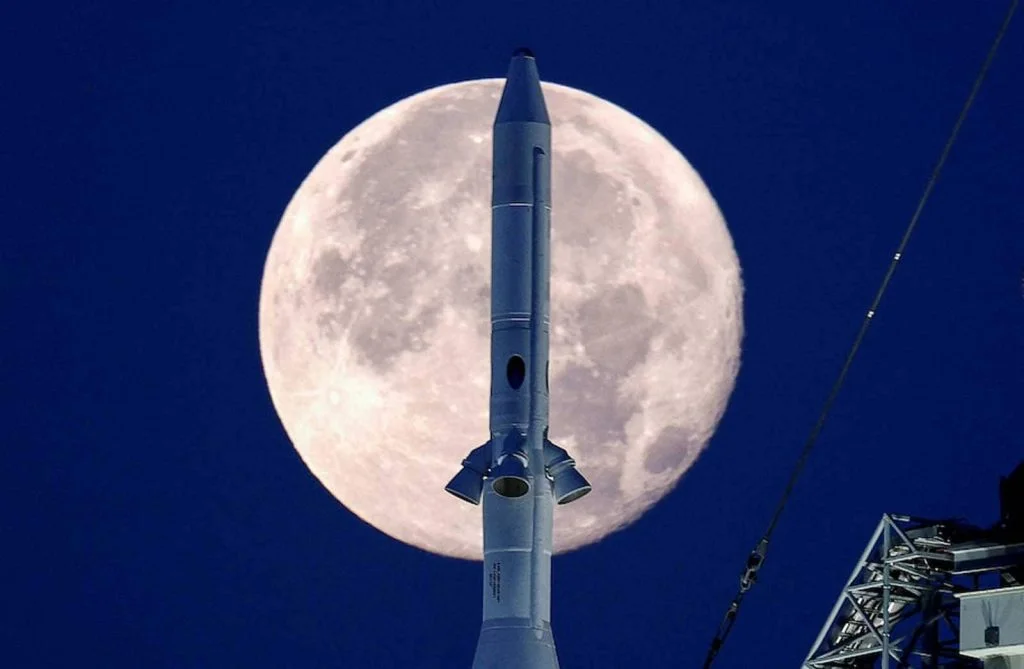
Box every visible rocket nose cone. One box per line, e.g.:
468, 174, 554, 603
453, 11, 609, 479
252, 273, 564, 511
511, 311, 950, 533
495, 51, 549, 125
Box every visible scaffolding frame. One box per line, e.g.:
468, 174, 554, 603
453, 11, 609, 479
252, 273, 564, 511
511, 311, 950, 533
803, 515, 990, 668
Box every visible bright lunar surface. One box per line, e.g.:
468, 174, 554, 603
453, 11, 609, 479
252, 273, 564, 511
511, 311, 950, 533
259, 79, 743, 560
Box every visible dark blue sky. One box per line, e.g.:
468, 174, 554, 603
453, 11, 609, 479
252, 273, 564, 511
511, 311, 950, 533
6, 1, 1022, 667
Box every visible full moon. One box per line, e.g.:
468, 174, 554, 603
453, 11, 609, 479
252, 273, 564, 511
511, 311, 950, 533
259, 79, 742, 560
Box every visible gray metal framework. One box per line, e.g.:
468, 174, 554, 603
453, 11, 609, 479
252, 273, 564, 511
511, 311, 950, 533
803, 514, 1024, 668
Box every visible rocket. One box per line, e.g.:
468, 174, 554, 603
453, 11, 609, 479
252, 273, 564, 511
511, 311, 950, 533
445, 49, 591, 669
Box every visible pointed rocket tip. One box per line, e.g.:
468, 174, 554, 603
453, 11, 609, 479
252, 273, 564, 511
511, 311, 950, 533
495, 50, 549, 125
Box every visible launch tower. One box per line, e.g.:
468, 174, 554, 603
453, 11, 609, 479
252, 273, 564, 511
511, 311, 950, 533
803, 463, 1024, 668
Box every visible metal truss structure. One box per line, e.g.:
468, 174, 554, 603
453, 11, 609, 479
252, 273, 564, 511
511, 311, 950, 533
802, 514, 1024, 668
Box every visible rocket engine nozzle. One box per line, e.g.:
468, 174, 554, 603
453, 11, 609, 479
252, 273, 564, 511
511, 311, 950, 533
544, 440, 592, 505
445, 444, 490, 505
491, 453, 531, 498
